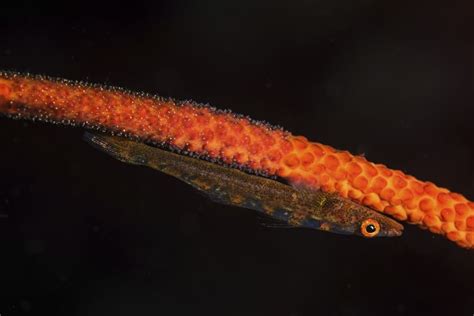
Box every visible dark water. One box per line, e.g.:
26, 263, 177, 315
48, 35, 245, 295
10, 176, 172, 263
1, 1, 474, 315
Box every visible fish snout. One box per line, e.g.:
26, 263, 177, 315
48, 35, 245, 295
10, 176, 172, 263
379, 218, 404, 237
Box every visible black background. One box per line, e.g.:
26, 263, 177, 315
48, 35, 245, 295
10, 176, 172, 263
0, 1, 474, 315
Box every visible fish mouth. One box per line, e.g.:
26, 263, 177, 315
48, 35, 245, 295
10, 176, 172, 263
379, 218, 404, 237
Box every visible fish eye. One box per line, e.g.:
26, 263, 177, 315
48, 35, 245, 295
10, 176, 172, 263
360, 219, 380, 238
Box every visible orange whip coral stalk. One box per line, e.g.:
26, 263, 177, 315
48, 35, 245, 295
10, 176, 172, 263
0, 72, 472, 248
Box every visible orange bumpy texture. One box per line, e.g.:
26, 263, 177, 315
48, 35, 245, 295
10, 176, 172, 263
0, 72, 473, 248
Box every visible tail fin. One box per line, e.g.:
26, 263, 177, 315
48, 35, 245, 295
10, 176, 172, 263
83, 132, 144, 165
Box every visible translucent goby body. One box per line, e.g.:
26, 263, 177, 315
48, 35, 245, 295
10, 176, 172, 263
85, 133, 403, 238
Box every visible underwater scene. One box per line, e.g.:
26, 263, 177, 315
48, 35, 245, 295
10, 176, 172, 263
0, 1, 473, 315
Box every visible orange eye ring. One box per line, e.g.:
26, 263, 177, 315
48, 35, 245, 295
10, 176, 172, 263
360, 219, 380, 238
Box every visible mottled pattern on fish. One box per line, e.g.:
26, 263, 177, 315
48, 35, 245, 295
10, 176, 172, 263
84, 133, 403, 237
0, 71, 472, 247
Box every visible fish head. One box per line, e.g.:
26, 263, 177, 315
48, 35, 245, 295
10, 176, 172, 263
301, 196, 404, 238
